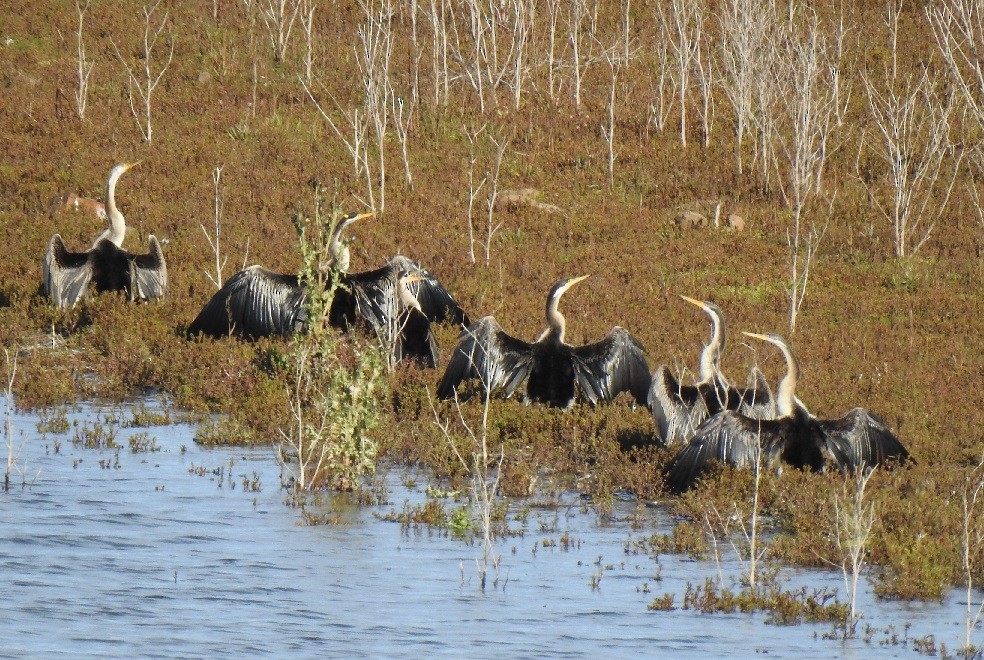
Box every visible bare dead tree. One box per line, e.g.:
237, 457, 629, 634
464, 123, 488, 264
693, 17, 716, 148
4, 348, 17, 492
110, 0, 175, 144
545, 0, 563, 101
928, 0, 984, 135
358, 0, 396, 211
73, 0, 95, 121
717, 0, 777, 175
599, 43, 624, 187
960, 455, 984, 655
829, 2, 853, 128
509, 0, 535, 110
423, 0, 450, 107
885, 0, 902, 84
484, 128, 511, 265
656, 0, 704, 148
299, 0, 317, 84
301, 78, 374, 207
259, 0, 301, 63
568, 0, 597, 111
861, 69, 960, 259
774, 12, 837, 333
832, 469, 877, 638
429, 367, 505, 591
648, 38, 677, 134
393, 94, 414, 189
201, 165, 228, 289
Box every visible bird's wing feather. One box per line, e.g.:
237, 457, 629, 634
436, 316, 532, 400
382, 256, 470, 326
131, 235, 168, 301
649, 366, 711, 443
188, 266, 305, 338
43, 235, 94, 309
737, 366, 775, 420
571, 327, 650, 405
664, 413, 789, 493
820, 408, 909, 470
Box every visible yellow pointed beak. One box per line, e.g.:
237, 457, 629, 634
742, 331, 770, 342
679, 294, 709, 311
568, 274, 590, 287
350, 211, 374, 223
122, 161, 142, 172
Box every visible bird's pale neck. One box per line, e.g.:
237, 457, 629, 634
698, 312, 726, 382
327, 222, 351, 273
775, 342, 800, 417
545, 293, 566, 342
100, 170, 126, 247
397, 279, 423, 313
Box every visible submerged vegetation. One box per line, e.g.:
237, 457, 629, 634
0, 0, 983, 648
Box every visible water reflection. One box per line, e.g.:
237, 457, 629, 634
0, 398, 977, 657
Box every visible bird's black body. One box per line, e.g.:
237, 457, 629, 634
437, 275, 650, 408
528, 339, 578, 407
44, 234, 168, 308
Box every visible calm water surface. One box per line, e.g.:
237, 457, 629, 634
0, 398, 978, 658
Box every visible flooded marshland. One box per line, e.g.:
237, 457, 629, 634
0, 398, 978, 657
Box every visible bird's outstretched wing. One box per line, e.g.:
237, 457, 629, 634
571, 327, 650, 405
648, 366, 711, 444
735, 366, 775, 419
131, 235, 168, 302
819, 408, 909, 471
437, 316, 532, 400
389, 256, 470, 326
347, 256, 470, 328
188, 265, 306, 339
663, 412, 790, 493
43, 235, 94, 309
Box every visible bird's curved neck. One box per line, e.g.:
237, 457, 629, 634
398, 280, 423, 313
100, 171, 126, 247
698, 312, 726, 383
545, 292, 567, 343
775, 342, 800, 417
327, 221, 350, 273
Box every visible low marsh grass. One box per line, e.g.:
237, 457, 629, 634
72, 421, 118, 449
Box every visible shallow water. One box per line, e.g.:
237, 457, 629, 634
0, 398, 979, 658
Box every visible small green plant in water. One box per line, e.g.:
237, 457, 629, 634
72, 422, 119, 449
278, 184, 384, 494
128, 432, 160, 453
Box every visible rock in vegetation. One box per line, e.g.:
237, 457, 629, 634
675, 210, 709, 229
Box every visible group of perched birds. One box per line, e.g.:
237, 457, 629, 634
42, 164, 910, 493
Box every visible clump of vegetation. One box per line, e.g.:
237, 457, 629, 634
124, 402, 173, 428
128, 431, 160, 453
680, 576, 848, 626
36, 407, 71, 434
72, 421, 118, 449
278, 187, 385, 495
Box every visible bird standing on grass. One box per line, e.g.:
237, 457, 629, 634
43, 162, 167, 308
437, 275, 650, 408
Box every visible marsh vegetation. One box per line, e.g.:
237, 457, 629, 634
1, 0, 983, 652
